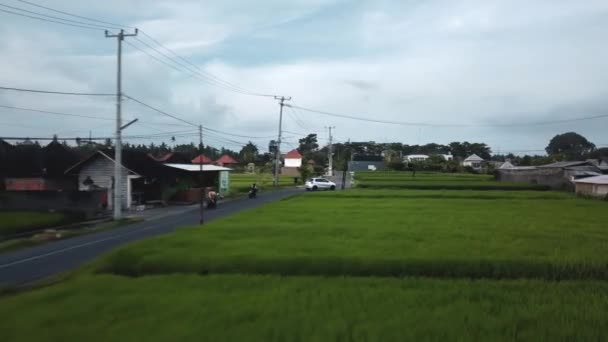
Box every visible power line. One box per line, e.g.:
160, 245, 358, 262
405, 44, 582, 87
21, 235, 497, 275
289, 104, 608, 128
0, 104, 115, 121
138, 30, 268, 96
7, 0, 281, 99
203, 126, 275, 140
126, 38, 266, 98
0, 7, 105, 31
123, 94, 199, 128
0, 3, 111, 29
127, 37, 277, 97
0, 86, 113, 96
15, 0, 126, 28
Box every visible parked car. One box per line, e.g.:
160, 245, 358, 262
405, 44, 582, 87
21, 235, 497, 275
305, 178, 337, 191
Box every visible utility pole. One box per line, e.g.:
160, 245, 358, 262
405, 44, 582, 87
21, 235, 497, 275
341, 139, 350, 190
326, 126, 335, 176
106, 28, 138, 221
199, 124, 205, 225
273, 96, 291, 186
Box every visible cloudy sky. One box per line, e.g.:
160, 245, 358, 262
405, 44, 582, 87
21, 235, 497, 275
1, 0, 607, 154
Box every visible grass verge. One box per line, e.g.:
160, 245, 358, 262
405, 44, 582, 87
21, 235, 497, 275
0, 211, 67, 237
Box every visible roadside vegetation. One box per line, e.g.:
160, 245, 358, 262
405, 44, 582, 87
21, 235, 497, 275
2, 171, 607, 340
0, 211, 67, 237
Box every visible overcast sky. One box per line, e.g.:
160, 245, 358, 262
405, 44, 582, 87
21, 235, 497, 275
1, 0, 607, 154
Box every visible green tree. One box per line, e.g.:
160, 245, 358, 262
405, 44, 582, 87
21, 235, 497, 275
239, 141, 259, 164
546, 132, 595, 160
298, 134, 319, 158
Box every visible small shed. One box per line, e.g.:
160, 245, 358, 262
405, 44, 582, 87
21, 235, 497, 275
163, 164, 233, 194
573, 175, 608, 198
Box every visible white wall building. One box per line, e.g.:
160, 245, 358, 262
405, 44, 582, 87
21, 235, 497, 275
404, 154, 429, 162
462, 154, 485, 169
284, 149, 303, 168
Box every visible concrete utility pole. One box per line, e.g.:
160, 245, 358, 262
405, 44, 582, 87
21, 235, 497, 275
106, 28, 138, 221
273, 96, 291, 186
326, 126, 335, 176
199, 124, 205, 225
341, 139, 350, 190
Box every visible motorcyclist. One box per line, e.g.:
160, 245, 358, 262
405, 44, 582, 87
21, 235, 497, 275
207, 187, 218, 209
249, 183, 258, 199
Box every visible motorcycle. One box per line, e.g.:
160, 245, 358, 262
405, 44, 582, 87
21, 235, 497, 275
248, 188, 258, 199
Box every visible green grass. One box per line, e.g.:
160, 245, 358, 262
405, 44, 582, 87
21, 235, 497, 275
2, 274, 608, 342
230, 173, 295, 194
354, 171, 549, 190
0, 211, 66, 237
95, 190, 608, 280
3, 171, 607, 339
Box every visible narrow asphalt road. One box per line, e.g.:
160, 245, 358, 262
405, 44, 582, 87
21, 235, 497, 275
0, 188, 301, 287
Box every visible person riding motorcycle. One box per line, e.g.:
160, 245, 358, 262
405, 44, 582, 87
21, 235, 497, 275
207, 187, 218, 209
249, 183, 258, 199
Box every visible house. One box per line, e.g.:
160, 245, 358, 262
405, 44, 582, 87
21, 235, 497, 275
280, 149, 303, 178
498, 161, 515, 169
192, 154, 213, 164
587, 158, 608, 174
348, 155, 385, 172
283, 149, 303, 168
496, 160, 601, 190
573, 175, 608, 198
215, 154, 239, 167
65, 150, 186, 210
438, 153, 453, 161
462, 154, 485, 170
404, 154, 429, 162
3, 139, 79, 191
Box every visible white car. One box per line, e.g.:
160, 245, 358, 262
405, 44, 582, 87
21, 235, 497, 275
305, 178, 337, 191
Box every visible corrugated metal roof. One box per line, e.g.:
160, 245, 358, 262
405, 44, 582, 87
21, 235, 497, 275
573, 175, 608, 185
464, 154, 484, 162
540, 161, 589, 168
164, 163, 232, 172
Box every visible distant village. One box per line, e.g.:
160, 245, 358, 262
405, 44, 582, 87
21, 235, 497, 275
1, 131, 607, 217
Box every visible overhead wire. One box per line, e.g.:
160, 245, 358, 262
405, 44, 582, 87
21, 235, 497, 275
289, 104, 608, 128
0, 2, 110, 29
123, 94, 199, 128
15, 0, 127, 29
0, 86, 113, 96
0, 7, 105, 31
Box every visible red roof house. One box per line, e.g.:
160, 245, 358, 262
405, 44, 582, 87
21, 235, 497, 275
192, 154, 213, 164
284, 149, 303, 159
215, 154, 239, 166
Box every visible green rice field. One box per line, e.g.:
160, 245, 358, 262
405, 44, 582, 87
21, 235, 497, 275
2, 172, 607, 341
